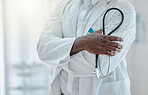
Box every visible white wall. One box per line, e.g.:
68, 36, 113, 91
3, 0, 59, 64
127, 0, 148, 95
0, 0, 5, 95
3, 0, 59, 95
127, 44, 148, 95
131, 0, 148, 14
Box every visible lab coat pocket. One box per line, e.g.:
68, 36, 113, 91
100, 79, 131, 95
69, 51, 95, 77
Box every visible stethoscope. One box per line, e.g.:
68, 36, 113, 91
88, 8, 124, 78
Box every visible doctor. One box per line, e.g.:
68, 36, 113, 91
37, 0, 136, 95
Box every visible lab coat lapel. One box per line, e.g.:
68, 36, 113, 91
83, 0, 108, 35
69, 0, 81, 37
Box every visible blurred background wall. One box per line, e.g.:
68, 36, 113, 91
0, 0, 5, 95
0, 0, 148, 95
127, 0, 148, 95
1, 0, 59, 95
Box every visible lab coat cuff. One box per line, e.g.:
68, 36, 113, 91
59, 38, 77, 65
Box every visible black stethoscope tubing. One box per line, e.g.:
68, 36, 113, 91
96, 8, 124, 78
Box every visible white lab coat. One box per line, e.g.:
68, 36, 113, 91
37, 0, 136, 95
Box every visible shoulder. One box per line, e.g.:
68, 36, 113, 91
108, 0, 136, 22
105, 0, 136, 31
113, 0, 136, 15
55, 0, 69, 15
55, 0, 76, 18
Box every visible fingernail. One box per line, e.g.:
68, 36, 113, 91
116, 48, 121, 52
121, 38, 124, 42
111, 52, 116, 55
118, 44, 123, 49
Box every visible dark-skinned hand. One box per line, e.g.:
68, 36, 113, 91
70, 29, 123, 56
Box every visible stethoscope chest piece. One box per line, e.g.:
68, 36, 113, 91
93, 68, 100, 78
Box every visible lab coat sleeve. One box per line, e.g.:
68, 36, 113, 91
99, 2, 136, 75
37, 0, 76, 66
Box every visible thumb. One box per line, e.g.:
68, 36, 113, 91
96, 29, 103, 34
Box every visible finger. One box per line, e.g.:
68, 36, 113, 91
106, 46, 121, 52
102, 39, 109, 46
95, 29, 103, 34
101, 37, 110, 47
104, 50, 116, 56
109, 41, 123, 49
106, 35, 124, 42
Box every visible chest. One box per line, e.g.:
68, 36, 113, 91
61, 1, 104, 38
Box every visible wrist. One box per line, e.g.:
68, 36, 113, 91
77, 36, 88, 50
74, 37, 85, 51
70, 36, 87, 56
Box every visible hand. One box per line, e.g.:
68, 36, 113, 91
70, 29, 123, 56
83, 29, 123, 56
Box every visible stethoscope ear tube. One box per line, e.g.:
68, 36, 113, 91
96, 8, 124, 78
103, 8, 124, 35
